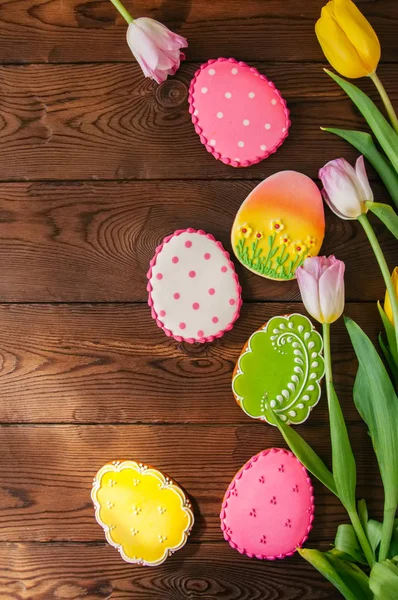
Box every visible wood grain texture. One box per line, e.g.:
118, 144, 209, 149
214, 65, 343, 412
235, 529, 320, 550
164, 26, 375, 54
0, 0, 397, 597
0, 542, 343, 599
0, 62, 397, 181
0, 302, 384, 425
0, 0, 396, 64
0, 423, 382, 544
0, 182, 394, 303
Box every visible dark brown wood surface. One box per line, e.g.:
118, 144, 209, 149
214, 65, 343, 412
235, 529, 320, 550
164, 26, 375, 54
0, 1, 396, 598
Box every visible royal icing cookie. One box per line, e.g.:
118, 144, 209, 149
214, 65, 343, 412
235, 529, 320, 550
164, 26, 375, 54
189, 58, 290, 167
231, 171, 325, 280
147, 229, 242, 343
91, 461, 194, 566
220, 448, 315, 560
233, 314, 324, 425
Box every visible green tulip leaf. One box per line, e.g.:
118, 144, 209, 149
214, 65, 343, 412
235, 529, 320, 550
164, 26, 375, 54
326, 378, 357, 513
366, 201, 398, 240
363, 519, 383, 555
369, 559, 398, 600
335, 524, 367, 565
321, 128, 398, 208
378, 301, 398, 364
325, 70, 398, 174
265, 406, 337, 496
378, 333, 398, 385
299, 548, 372, 600
345, 317, 398, 562
357, 499, 368, 530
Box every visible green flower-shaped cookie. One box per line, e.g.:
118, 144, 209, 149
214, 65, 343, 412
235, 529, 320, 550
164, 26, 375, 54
233, 314, 324, 425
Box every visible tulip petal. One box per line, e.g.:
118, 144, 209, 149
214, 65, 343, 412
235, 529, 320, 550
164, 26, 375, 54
334, 0, 381, 75
296, 266, 322, 323
322, 190, 354, 220
135, 18, 187, 51
384, 267, 398, 325
315, 4, 368, 79
319, 261, 345, 323
355, 155, 373, 204
319, 160, 363, 218
126, 18, 187, 84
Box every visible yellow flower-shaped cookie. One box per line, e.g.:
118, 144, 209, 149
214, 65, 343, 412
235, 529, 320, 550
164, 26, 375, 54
91, 461, 194, 566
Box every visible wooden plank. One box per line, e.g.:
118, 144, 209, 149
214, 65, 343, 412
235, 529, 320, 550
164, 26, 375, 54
0, 542, 342, 599
0, 0, 396, 64
0, 302, 385, 424
0, 62, 397, 181
0, 182, 394, 303
0, 423, 382, 543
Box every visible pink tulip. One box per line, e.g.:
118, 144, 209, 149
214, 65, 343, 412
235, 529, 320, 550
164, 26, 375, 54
296, 256, 345, 324
126, 18, 188, 84
319, 156, 373, 219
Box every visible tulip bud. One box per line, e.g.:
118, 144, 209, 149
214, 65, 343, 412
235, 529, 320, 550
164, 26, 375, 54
296, 256, 345, 324
319, 156, 373, 220
315, 0, 381, 79
384, 267, 398, 325
126, 18, 187, 84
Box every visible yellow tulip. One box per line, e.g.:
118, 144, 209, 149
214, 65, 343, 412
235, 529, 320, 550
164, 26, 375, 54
315, 0, 381, 79
384, 267, 398, 325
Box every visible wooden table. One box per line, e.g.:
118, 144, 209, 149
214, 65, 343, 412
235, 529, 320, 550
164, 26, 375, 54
0, 1, 396, 598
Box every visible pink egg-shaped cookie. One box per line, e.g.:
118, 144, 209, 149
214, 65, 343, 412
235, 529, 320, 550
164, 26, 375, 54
220, 448, 314, 559
147, 228, 242, 343
189, 58, 290, 167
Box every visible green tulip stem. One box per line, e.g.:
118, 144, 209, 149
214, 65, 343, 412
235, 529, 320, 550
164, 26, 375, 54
370, 72, 398, 134
323, 323, 375, 568
109, 0, 134, 24
358, 213, 398, 351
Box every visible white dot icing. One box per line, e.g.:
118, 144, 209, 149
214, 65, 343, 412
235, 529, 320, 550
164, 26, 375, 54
208, 69, 216, 76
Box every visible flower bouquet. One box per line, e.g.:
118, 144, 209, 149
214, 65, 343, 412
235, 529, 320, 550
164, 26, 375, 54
265, 2, 398, 598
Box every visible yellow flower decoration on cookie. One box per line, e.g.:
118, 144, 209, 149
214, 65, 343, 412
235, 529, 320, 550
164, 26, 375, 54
239, 224, 252, 238
254, 231, 264, 240
270, 219, 284, 232
292, 241, 307, 255
279, 234, 291, 246
305, 236, 316, 248
92, 461, 194, 566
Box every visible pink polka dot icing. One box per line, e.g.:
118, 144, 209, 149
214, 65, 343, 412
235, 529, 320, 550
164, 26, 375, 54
220, 448, 315, 560
189, 58, 290, 168
147, 229, 242, 343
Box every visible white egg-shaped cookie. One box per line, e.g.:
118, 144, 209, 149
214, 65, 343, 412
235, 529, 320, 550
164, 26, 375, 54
147, 229, 242, 343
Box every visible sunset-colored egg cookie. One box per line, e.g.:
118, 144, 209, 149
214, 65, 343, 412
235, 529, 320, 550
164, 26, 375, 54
221, 448, 315, 560
233, 314, 324, 425
147, 228, 242, 343
231, 171, 325, 280
91, 461, 194, 566
189, 58, 290, 167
